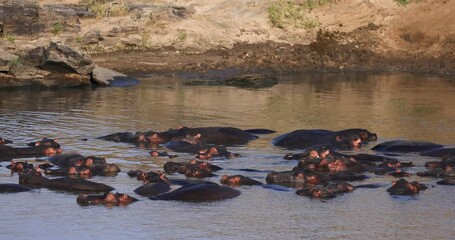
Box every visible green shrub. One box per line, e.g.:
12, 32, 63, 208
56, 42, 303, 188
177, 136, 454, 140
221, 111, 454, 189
395, 0, 412, 5
9, 57, 21, 68
4, 34, 15, 43
268, 0, 331, 30
177, 31, 187, 41
84, 0, 129, 18
53, 22, 63, 35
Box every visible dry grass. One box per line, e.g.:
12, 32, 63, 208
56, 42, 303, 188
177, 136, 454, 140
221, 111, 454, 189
82, 0, 129, 18
267, 0, 332, 30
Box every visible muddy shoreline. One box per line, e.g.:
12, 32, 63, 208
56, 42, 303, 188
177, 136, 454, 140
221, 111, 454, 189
92, 41, 455, 78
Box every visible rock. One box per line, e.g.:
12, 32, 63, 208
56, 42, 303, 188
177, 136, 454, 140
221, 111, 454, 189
184, 74, 278, 89
10, 63, 50, 80
224, 74, 278, 88
121, 34, 142, 47
43, 73, 92, 87
91, 66, 139, 87
82, 29, 104, 45
0, 0, 43, 37
0, 38, 15, 51
42, 4, 81, 34
41, 42, 95, 75
0, 49, 17, 72
21, 46, 45, 67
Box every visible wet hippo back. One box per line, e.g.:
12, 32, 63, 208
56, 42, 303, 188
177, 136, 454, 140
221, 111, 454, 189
151, 182, 241, 202
272, 129, 336, 150
420, 148, 455, 158
178, 127, 258, 146
372, 140, 444, 153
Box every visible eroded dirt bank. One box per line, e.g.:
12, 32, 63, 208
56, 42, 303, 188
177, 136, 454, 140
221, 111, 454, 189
0, 0, 454, 88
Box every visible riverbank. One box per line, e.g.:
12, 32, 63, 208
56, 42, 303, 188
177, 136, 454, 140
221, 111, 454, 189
0, 0, 454, 88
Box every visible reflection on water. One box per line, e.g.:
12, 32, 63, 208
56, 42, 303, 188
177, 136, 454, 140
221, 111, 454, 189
0, 72, 454, 239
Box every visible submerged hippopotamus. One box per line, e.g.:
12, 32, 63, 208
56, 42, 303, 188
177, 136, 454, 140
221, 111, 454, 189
273, 128, 377, 150
296, 181, 355, 199
386, 179, 427, 195
372, 140, 444, 153
6, 161, 34, 172
0, 137, 13, 145
420, 148, 455, 158
134, 182, 171, 197
220, 175, 263, 186
174, 126, 263, 146
98, 129, 179, 145
77, 192, 138, 206
46, 154, 120, 177
19, 169, 114, 193
0, 138, 62, 161
150, 182, 241, 202
0, 183, 33, 193
163, 160, 221, 178
437, 177, 455, 185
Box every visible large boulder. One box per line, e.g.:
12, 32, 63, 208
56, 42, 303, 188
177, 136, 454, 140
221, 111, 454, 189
0, 0, 43, 37
91, 66, 139, 87
41, 42, 95, 75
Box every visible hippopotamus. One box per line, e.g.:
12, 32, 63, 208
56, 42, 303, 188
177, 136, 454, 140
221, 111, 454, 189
45, 166, 93, 177
220, 175, 263, 186
273, 128, 377, 150
174, 126, 264, 146
76, 192, 138, 206
372, 140, 444, 153
164, 139, 237, 159
19, 169, 114, 193
417, 165, 454, 178
326, 171, 368, 182
386, 169, 412, 178
283, 145, 342, 161
46, 154, 119, 176
0, 139, 62, 161
27, 138, 61, 148
420, 148, 455, 158
6, 161, 34, 172
0, 183, 33, 193
0, 137, 13, 145
131, 170, 171, 184
266, 168, 324, 186
296, 181, 355, 199
386, 179, 427, 195
163, 160, 222, 175
48, 154, 106, 168
97, 130, 172, 145
149, 150, 178, 158
326, 157, 366, 173
436, 177, 455, 185
150, 182, 241, 202
424, 157, 455, 170
134, 182, 171, 197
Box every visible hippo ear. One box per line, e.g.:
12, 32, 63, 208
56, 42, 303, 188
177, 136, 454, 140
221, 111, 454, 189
152, 133, 158, 138
335, 136, 341, 142
391, 180, 397, 186
195, 133, 201, 139
35, 141, 41, 146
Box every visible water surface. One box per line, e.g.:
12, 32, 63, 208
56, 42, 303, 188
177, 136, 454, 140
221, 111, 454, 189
1, 72, 454, 240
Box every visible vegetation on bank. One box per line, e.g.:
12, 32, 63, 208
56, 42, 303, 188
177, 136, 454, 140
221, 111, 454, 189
394, 0, 413, 5
267, 0, 332, 30
82, 0, 129, 18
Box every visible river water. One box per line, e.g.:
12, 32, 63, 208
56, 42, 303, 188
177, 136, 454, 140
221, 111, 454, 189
0, 72, 454, 240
